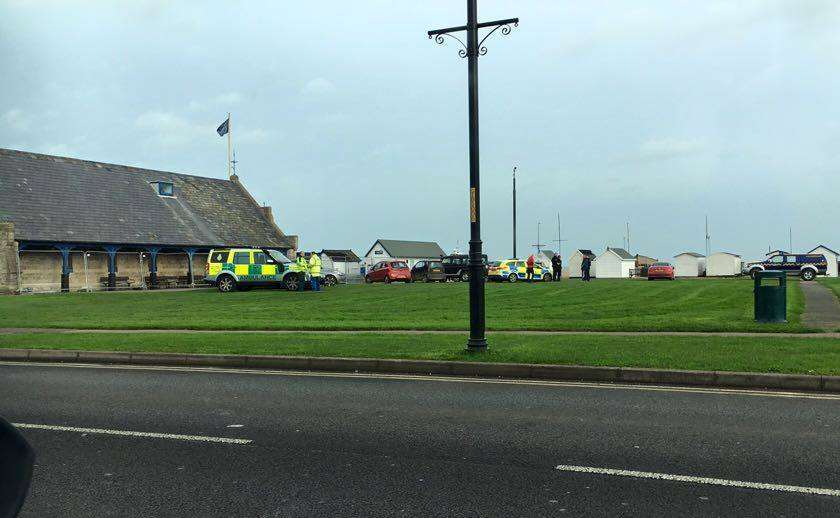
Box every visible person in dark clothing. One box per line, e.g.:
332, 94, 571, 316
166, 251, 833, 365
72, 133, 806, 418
581, 256, 592, 282
552, 255, 562, 281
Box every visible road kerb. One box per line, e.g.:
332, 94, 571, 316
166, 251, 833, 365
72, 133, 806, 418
1, 348, 839, 393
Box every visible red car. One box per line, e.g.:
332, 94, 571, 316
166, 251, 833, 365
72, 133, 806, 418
365, 260, 412, 284
647, 262, 675, 280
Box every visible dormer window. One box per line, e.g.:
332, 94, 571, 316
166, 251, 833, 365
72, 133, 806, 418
151, 181, 174, 197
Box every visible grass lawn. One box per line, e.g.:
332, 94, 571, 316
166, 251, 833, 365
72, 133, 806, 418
1, 332, 838, 375
819, 278, 840, 298
0, 278, 807, 333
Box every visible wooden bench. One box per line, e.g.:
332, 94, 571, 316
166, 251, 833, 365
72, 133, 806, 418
144, 275, 201, 288
99, 276, 131, 288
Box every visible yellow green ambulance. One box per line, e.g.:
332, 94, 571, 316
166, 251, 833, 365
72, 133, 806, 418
205, 248, 307, 292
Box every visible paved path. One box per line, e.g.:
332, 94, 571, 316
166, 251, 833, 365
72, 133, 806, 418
3, 362, 840, 517
802, 282, 840, 330
1, 327, 840, 338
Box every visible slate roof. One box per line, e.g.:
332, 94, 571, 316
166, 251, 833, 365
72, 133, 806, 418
809, 245, 839, 255
320, 249, 361, 262
574, 249, 595, 257
0, 148, 293, 249
675, 252, 705, 258
606, 247, 635, 260
366, 239, 446, 259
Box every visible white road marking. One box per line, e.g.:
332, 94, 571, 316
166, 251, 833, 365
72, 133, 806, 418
554, 465, 840, 497
13, 423, 252, 445
3, 360, 840, 401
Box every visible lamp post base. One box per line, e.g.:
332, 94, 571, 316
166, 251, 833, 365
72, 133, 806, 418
466, 338, 488, 351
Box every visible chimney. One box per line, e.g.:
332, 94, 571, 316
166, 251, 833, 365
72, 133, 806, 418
260, 206, 274, 224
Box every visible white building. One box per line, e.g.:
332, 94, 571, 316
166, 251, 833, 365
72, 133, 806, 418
363, 239, 446, 269
809, 245, 839, 277
320, 249, 362, 278
706, 252, 742, 277
674, 252, 706, 277
566, 249, 595, 278
593, 247, 635, 279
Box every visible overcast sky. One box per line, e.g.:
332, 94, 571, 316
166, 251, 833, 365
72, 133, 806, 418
2, 0, 840, 261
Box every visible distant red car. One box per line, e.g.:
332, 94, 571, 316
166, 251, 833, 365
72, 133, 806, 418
647, 262, 675, 280
365, 260, 412, 284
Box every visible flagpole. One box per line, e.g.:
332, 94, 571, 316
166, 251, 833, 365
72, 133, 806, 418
227, 112, 232, 179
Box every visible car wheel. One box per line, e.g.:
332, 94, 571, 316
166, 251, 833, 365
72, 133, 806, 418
508, 273, 518, 283
324, 275, 337, 287
542, 273, 552, 282
283, 274, 300, 291
460, 271, 470, 282
801, 269, 816, 281
365, 275, 373, 284
384, 276, 392, 284
749, 269, 762, 280
217, 274, 236, 293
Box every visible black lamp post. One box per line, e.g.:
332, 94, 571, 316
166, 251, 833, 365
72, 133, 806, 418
512, 166, 517, 259
428, 1, 519, 352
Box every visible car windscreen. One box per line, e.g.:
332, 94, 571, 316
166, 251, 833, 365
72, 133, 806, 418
390, 261, 408, 269
488, 261, 501, 267
266, 249, 292, 264
429, 261, 442, 268
652, 262, 671, 267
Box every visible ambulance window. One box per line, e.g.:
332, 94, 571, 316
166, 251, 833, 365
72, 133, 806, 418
210, 251, 229, 263
233, 252, 251, 265
253, 252, 267, 265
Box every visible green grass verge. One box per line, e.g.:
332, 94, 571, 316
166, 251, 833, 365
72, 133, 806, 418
819, 278, 840, 298
1, 332, 838, 375
0, 278, 809, 333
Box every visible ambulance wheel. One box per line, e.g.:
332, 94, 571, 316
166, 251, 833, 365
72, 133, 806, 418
217, 274, 237, 293
284, 274, 300, 291
460, 271, 470, 282
801, 269, 816, 281
508, 273, 518, 283
542, 273, 552, 282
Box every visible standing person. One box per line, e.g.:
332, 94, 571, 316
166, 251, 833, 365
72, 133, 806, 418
296, 252, 308, 291
526, 254, 535, 283
309, 250, 322, 291
582, 255, 591, 282
552, 254, 562, 281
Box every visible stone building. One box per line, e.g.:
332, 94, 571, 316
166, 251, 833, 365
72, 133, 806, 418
0, 148, 297, 293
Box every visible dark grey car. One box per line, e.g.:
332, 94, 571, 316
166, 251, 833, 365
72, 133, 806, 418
411, 260, 446, 282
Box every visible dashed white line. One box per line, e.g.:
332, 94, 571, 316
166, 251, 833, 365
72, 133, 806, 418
13, 423, 252, 445
554, 465, 840, 497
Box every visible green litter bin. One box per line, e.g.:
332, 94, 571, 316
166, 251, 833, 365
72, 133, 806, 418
754, 270, 786, 323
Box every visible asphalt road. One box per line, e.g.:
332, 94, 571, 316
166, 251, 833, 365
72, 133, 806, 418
2, 362, 840, 517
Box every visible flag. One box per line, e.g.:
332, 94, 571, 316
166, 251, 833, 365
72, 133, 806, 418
216, 118, 229, 137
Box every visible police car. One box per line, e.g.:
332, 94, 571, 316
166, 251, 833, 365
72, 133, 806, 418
205, 248, 307, 292
487, 259, 552, 282
742, 253, 826, 281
